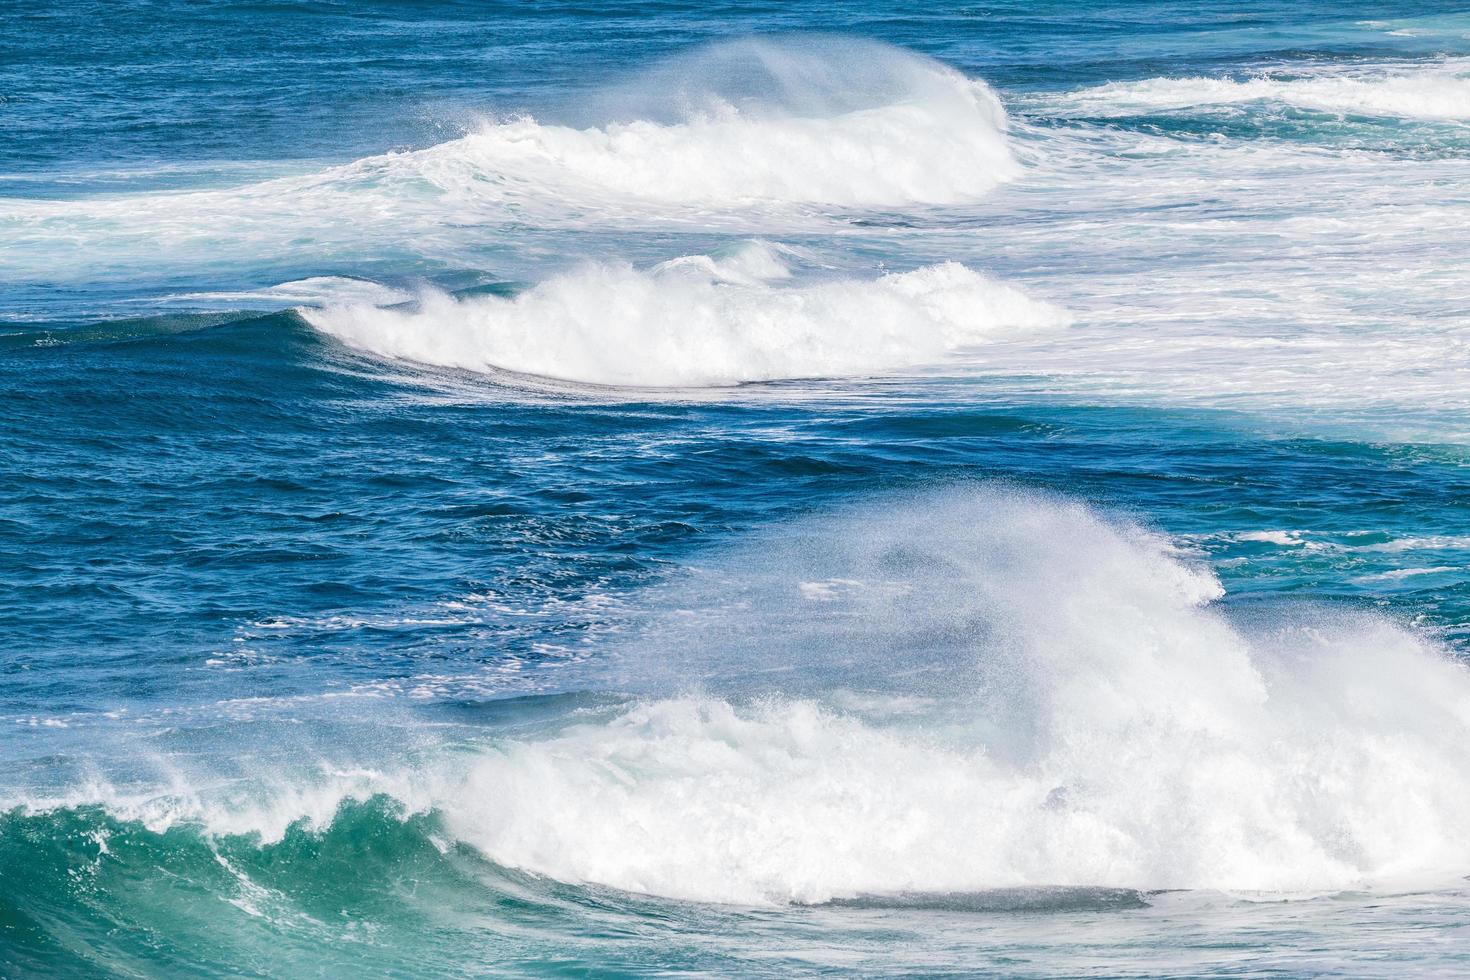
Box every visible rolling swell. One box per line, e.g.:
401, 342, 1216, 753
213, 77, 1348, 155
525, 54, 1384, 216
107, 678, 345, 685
0, 797, 1153, 977
0, 311, 260, 353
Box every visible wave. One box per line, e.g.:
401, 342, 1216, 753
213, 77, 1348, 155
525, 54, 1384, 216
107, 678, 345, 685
415, 37, 1018, 208
0, 39, 1018, 287
1052, 61, 1470, 120
301, 243, 1071, 386
14, 490, 1470, 907
0, 797, 1146, 976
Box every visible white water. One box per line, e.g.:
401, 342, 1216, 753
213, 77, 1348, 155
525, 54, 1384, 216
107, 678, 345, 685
433, 53, 1017, 207
30, 491, 1470, 906
289, 52, 1470, 424
158, 276, 414, 309
939, 72, 1470, 434
303, 243, 1071, 386
1051, 59, 1470, 120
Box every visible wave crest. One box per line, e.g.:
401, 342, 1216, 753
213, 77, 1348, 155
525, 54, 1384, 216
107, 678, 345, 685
382, 37, 1018, 209
0, 39, 1019, 289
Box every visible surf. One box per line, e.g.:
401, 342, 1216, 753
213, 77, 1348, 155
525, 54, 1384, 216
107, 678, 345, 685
14, 490, 1470, 907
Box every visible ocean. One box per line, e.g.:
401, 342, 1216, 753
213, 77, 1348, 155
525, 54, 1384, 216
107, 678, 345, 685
3, 1, 1470, 975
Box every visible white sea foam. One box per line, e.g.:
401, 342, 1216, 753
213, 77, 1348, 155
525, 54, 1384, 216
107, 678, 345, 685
1357, 535, 1470, 554
1352, 566, 1461, 583
1051, 60, 1470, 120
1235, 530, 1306, 546
8, 48, 1469, 439
27, 491, 1470, 905
301, 243, 1071, 386
917, 105, 1470, 435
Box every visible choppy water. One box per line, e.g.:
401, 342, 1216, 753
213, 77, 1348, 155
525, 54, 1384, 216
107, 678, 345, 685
4, 2, 1470, 976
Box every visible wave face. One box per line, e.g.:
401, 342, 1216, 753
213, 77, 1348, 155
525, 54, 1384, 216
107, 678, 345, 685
1052, 60, 1470, 120
302, 243, 1071, 386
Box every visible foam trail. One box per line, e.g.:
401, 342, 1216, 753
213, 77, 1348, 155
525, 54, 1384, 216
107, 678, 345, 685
1051, 59, 1470, 120
302, 243, 1071, 386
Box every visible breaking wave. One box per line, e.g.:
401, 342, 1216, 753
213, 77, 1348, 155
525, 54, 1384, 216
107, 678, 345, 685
301, 243, 1071, 386
15, 490, 1470, 906
422, 36, 1019, 208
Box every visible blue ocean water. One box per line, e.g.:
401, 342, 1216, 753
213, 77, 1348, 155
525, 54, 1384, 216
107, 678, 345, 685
4, 1, 1470, 975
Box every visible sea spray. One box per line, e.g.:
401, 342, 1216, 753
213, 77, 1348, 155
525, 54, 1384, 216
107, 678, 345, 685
0, 38, 1019, 285
437, 490, 1470, 902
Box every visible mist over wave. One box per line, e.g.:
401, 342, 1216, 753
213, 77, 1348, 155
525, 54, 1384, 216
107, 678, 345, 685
443, 491, 1470, 903
302, 243, 1071, 386
438, 36, 1018, 207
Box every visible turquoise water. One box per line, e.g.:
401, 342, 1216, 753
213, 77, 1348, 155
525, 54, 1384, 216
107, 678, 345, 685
4, 2, 1470, 975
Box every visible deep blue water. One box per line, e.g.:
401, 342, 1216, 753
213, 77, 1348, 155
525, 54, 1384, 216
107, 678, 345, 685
4, 2, 1470, 976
